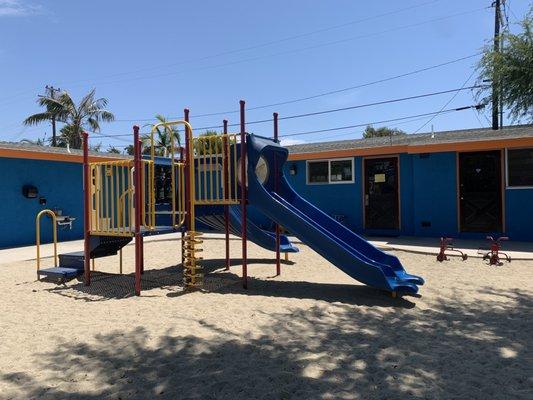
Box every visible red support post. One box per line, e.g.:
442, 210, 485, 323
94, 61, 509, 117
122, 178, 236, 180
182, 109, 190, 265
179, 143, 185, 265
273, 112, 281, 276
133, 125, 142, 296
223, 119, 230, 270
184, 108, 191, 233
240, 100, 248, 289
82, 131, 91, 286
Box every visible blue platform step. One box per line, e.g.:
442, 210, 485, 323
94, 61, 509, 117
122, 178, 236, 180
37, 267, 83, 280
59, 251, 85, 270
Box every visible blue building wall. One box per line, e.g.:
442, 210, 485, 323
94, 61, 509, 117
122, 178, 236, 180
1, 148, 532, 248
505, 188, 533, 241
284, 151, 531, 241
283, 158, 363, 232
411, 152, 458, 237
0, 157, 84, 248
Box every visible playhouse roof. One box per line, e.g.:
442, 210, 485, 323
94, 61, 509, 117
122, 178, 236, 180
286, 124, 533, 160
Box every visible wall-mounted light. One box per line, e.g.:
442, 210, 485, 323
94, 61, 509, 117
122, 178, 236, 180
289, 164, 297, 176
22, 185, 38, 198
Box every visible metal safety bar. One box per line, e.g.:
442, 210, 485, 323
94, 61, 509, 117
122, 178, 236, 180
173, 160, 187, 227
149, 121, 189, 230
89, 159, 155, 237
36, 209, 58, 278
194, 133, 240, 206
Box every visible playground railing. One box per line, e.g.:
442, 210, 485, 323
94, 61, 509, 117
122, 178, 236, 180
89, 159, 155, 236
172, 160, 187, 228
35, 209, 58, 278
193, 133, 240, 206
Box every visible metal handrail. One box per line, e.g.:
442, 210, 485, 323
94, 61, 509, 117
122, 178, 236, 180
36, 209, 58, 278
150, 120, 193, 229
193, 133, 240, 206
88, 159, 156, 237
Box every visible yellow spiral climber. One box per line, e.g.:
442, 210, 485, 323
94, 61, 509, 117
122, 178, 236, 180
182, 231, 204, 288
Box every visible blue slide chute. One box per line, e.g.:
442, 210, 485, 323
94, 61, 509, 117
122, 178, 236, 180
246, 134, 424, 294
196, 205, 299, 253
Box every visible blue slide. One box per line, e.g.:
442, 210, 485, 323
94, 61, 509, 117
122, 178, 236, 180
246, 134, 424, 294
196, 205, 299, 253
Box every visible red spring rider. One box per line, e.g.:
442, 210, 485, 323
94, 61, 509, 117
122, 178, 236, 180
437, 237, 468, 262
482, 236, 511, 265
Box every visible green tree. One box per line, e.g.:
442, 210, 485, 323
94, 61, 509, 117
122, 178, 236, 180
477, 9, 533, 122
195, 130, 224, 156
107, 145, 121, 154
363, 125, 406, 139
142, 114, 182, 157
23, 89, 114, 149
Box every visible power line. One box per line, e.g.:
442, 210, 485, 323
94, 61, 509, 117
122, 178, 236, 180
47, 0, 441, 90
113, 53, 482, 123
88, 105, 483, 146
88, 85, 485, 139
279, 105, 482, 138
412, 70, 477, 134
192, 85, 484, 131
78, 7, 486, 92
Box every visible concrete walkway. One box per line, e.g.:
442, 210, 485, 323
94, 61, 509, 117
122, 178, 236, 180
2, 233, 532, 264
369, 236, 533, 260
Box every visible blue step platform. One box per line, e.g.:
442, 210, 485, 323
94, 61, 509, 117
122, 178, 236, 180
37, 267, 83, 280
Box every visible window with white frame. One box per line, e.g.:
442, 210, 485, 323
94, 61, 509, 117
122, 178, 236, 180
507, 148, 533, 188
307, 158, 354, 184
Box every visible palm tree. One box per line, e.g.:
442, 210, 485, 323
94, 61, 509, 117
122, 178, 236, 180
23, 89, 114, 149
142, 114, 181, 157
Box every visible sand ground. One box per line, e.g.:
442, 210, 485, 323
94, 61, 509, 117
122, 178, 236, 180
0, 236, 531, 400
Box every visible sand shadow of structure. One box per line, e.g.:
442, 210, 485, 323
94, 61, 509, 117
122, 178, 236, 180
213, 276, 417, 309
44, 263, 241, 302
2, 286, 530, 399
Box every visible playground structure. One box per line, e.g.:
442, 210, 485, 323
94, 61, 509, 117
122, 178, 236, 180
436, 237, 468, 262
36, 100, 424, 296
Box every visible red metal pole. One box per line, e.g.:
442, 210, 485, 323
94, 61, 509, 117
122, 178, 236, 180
184, 109, 191, 233
179, 143, 185, 265
240, 100, 248, 289
133, 125, 142, 296
182, 108, 191, 270
82, 131, 91, 286
273, 112, 281, 276
223, 119, 230, 270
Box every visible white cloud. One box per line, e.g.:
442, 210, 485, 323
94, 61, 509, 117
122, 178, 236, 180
0, 0, 42, 17
279, 138, 306, 146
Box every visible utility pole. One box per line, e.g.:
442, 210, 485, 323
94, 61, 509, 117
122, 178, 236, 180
492, 0, 501, 130
40, 85, 61, 146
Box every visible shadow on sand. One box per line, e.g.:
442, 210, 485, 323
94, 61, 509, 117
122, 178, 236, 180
2, 286, 531, 399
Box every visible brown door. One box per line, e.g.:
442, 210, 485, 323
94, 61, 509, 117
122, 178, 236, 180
364, 157, 399, 230
459, 151, 502, 232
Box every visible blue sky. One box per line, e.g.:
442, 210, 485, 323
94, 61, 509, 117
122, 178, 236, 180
0, 0, 530, 150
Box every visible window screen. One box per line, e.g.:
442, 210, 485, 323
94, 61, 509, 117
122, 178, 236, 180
508, 148, 533, 187
307, 161, 329, 183
330, 159, 353, 182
